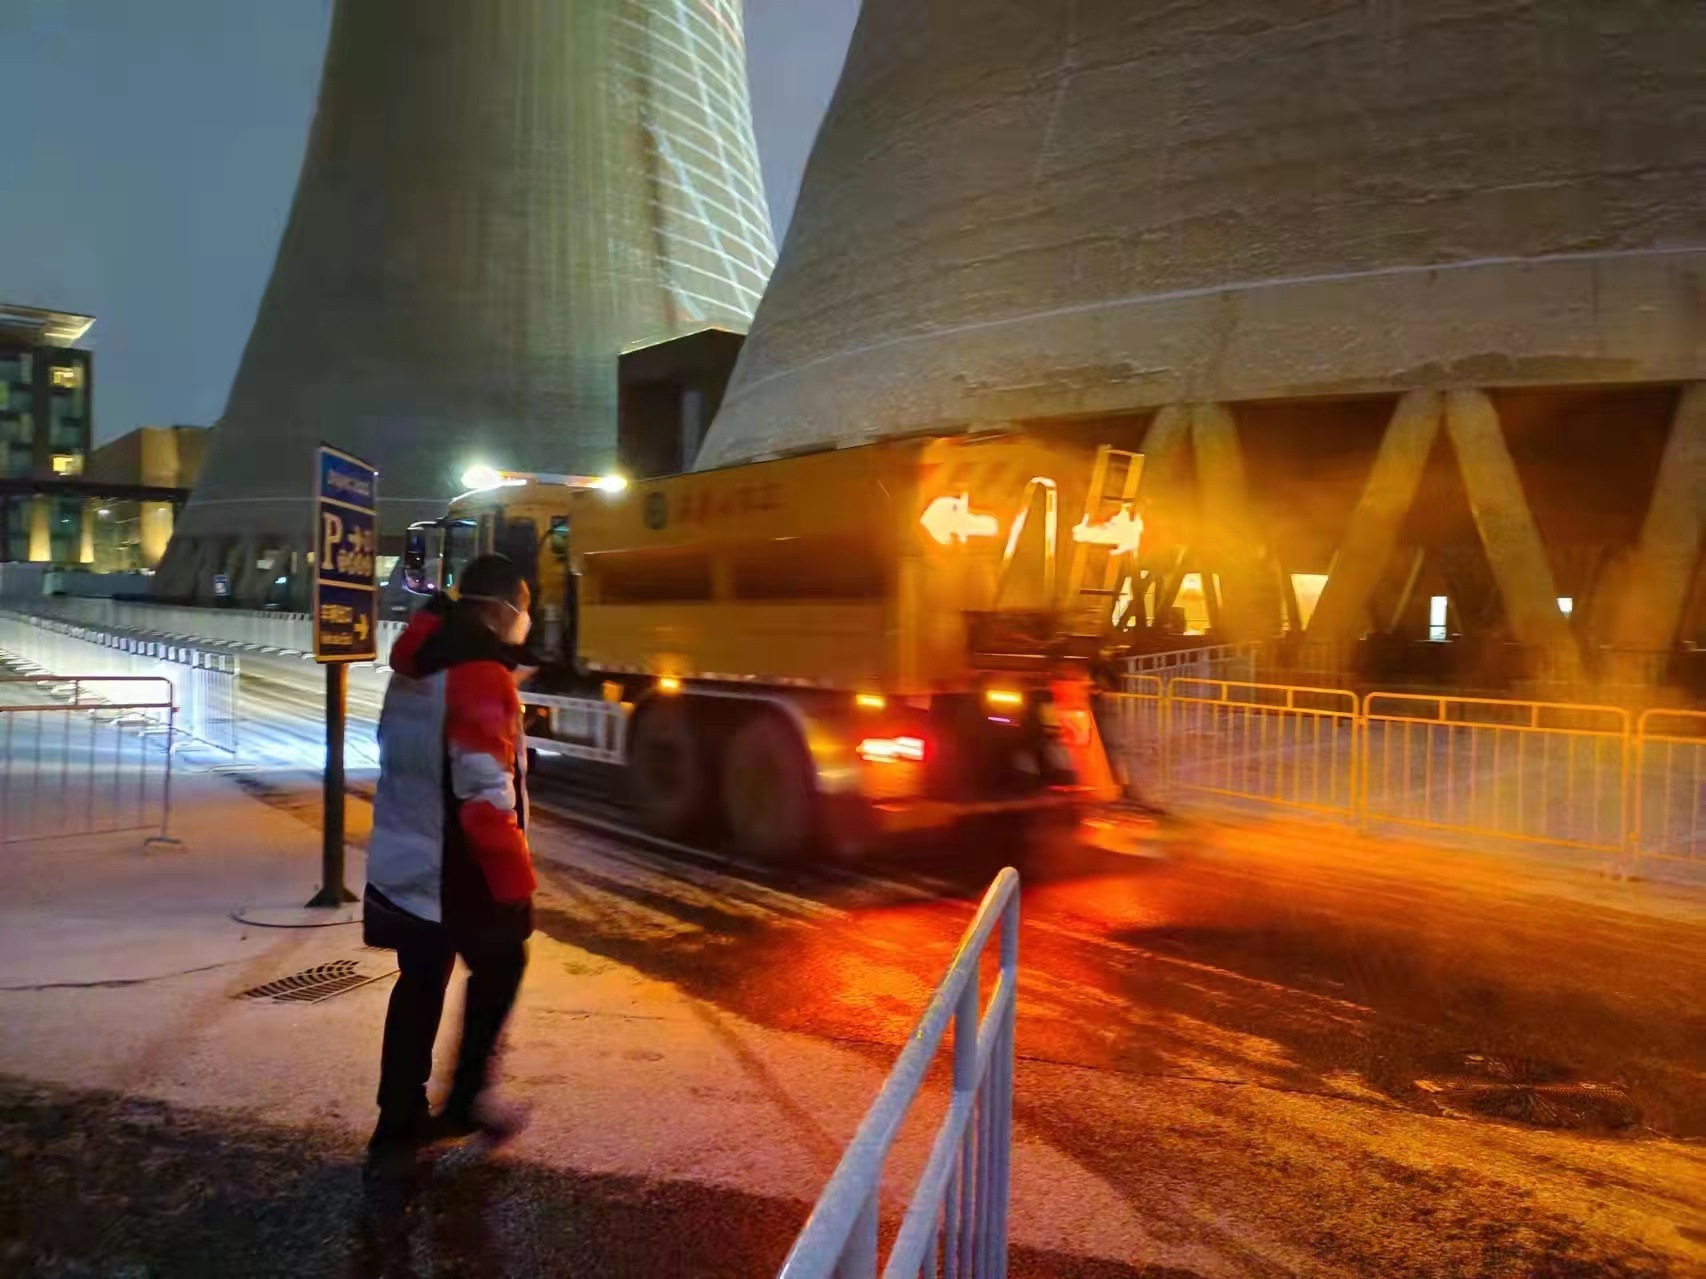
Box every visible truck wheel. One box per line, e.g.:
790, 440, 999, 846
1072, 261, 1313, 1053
722, 712, 816, 859
629, 700, 704, 838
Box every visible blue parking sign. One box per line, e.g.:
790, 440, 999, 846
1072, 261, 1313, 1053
313, 444, 379, 662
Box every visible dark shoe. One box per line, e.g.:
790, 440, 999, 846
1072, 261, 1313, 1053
364, 1112, 431, 1178
426, 1098, 529, 1149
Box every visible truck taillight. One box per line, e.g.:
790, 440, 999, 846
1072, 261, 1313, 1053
858, 735, 927, 763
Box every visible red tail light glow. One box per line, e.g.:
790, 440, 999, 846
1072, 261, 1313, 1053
857, 735, 927, 763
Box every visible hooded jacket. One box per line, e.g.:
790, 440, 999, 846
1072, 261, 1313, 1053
366, 597, 535, 929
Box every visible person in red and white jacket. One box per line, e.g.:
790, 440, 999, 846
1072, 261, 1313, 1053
363, 554, 537, 1167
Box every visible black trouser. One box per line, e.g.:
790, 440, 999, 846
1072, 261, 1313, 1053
375, 920, 527, 1132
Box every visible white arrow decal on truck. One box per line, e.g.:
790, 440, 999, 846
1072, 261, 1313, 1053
1071, 505, 1144, 557
919, 493, 1000, 545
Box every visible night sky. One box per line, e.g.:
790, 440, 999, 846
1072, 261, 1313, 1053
0, 0, 859, 443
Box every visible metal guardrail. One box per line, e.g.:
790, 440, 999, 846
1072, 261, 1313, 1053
1121, 641, 1260, 690
1, 675, 175, 844
1363, 693, 1629, 854
780, 867, 1019, 1279
23, 597, 406, 666
1631, 707, 1706, 866
1102, 680, 1702, 869
1168, 678, 1360, 818
1101, 673, 1165, 796
0, 611, 239, 752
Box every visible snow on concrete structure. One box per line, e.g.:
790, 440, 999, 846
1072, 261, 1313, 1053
160, 0, 774, 606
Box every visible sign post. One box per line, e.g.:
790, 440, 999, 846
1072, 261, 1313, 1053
308, 443, 378, 908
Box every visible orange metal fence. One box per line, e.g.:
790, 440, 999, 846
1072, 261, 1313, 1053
1362, 694, 1628, 854
1632, 708, 1706, 866
1166, 679, 1359, 819
1099, 682, 1699, 870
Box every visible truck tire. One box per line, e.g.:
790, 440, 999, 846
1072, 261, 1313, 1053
722, 711, 816, 859
629, 699, 705, 838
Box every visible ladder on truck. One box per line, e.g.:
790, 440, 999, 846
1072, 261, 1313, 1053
1064, 446, 1145, 635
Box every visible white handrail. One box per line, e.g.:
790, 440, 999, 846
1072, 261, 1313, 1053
779, 866, 1019, 1279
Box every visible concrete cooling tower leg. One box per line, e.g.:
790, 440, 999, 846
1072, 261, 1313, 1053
1305, 393, 1444, 650
1089, 386, 1706, 688
1611, 386, 1706, 657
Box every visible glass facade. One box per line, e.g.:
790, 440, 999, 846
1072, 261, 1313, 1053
0, 336, 92, 564
2, 499, 28, 549
47, 496, 82, 564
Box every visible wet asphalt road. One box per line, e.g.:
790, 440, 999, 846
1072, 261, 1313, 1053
519, 791, 1706, 1277
5, 764, 1705, 1276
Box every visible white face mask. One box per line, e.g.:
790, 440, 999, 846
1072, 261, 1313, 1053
505, 605, 532, 646
463, 594, 531, 645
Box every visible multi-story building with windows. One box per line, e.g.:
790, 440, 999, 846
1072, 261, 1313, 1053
1, 304, 95, 566
84, 425, 209, 572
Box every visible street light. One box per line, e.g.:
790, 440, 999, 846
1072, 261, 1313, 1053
461, 464, 505, 491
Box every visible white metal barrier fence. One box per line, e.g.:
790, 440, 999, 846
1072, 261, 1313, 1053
1121, 641, 1260, 691
1102, 674, 1165, 796
1363, 694, 1628, 854
0, 611, 239, 752
24, 597, 406, 666
1, 675, 175, 843
1168, 679, 1359, 819
1102, 681, 1702, 869
1631, 708, 1706, 867
780, 868, 1019, 1279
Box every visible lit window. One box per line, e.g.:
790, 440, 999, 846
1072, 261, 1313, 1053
1289, 573, 1329, 633
1174, 573, 1219, 636
1558, 597, 1574, 617
51, 454, 83, 476
1429, 596, 1448, 643
50, 366, 80, 389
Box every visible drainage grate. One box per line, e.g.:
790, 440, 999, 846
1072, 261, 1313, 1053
238, 959, 393, 1005
1412, 1051, 1640, 1131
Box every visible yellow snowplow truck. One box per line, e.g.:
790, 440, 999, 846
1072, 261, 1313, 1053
403, 432, 1144, 856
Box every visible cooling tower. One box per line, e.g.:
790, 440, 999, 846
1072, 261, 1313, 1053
701, 0, 1704, 677
160, 0, 774, 605
701, 0, 1703, 467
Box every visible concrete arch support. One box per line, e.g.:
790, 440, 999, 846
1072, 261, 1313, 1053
1305, 390, 1444, 647
1445, 389, 1581, 683
1305, 388, 1584, 683
1190, 404, 1279, 642
1611, 384, 1706, 652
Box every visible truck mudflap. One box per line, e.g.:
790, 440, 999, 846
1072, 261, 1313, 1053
1049, 678, 1119, 797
